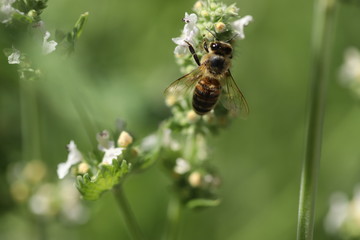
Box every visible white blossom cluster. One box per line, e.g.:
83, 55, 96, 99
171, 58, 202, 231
172, 0, 253, 73
57, 130, 132, 179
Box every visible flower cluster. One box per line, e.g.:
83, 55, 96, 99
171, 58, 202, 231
172, 0, 253, 73
8, 160, 88, 224
339, 47, 360, 98
325, 186, 360, 239
56, 129, 136, 200
2, 0, 88, 79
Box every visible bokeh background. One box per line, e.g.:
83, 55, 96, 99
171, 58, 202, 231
1, 0, 360, 239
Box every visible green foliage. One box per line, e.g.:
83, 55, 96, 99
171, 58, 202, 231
76, 160, 131, 201
55, 12, 89, 54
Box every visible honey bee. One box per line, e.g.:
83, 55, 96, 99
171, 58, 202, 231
165, 39, 249, 117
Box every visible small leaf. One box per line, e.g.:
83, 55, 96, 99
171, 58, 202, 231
75, 159, 131, 200
73, 12, 89, 40
186, 198, 221, 209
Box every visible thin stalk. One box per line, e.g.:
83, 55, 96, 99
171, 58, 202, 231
296, 0, 337, 239
164, 193, 182, 240
19, 79, 41, 162
113, 185, 145, 240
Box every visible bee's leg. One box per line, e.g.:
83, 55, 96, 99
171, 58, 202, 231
184, 40, 200, 66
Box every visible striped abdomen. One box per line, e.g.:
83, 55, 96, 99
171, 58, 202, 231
192, 77, 221, 115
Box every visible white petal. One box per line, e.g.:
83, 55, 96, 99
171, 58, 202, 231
174, 158, 190, 174
96, 130, 115, 151
183, 12, 197, 25
66, 140, 82, 165
232, 15, 253, 39
8, 48, 20, 64
42, 31, 57, 55
172, 37, 186, 46
174, 45, 187, 55
102, 147, 124, 165
57, 162, 71, 179
57, 140, 82, 179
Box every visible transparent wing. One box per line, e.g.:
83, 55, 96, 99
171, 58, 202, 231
164, 67, 203, 99
220, 70, 249, 118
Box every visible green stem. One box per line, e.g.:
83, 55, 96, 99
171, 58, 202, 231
296, 0, 337, 239
113, 185, 145, 240
164, 192, 182, 240
19, 79, 41, 162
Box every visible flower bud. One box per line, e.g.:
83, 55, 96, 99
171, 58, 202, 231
78, 162, 90, 174
193, 1, 203, 11
117, 131, 133, 147
188, 171, 202, 187
215, 22, 226, 33
200, 10, 209, 17
187, 110, 200, 123
27, 10, 37, 18
165, 95, 177, 107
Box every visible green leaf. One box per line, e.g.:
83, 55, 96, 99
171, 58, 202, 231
76, 159, 131, 201
186, 198, 221, 209
73, 12, 89, 40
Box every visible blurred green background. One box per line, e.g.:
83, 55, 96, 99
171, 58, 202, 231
1, 0, 360, 239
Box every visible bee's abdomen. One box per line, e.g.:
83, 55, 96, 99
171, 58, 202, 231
192, 78, 221, 115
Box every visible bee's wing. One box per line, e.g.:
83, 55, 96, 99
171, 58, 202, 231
164, 67, 203, 99
220, 70, 249, 118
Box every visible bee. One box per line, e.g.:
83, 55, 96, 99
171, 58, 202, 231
165, 39, 249, 117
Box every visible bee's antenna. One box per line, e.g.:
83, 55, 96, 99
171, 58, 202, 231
226, 34, 238, 43
205, 28, 219, 41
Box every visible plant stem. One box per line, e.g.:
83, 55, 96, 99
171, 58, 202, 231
164, 192, 182, 240
19, 79, 41, 162
296, 0, 337, 239
113, 185, 145, 240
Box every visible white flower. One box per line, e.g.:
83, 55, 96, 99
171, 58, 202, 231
140, 134, 158, 152
7, 47, 20, 64
42, 31, 58, 55
101, 147, 124, 165
96, 130, 125, 165
172, 13, 199, 56
174, 158, 191, 174
324, 192, 349, 234
96, 130, 114, 151
231, 15, 253, 39
57, 141, 83, 179
0, 0, 22, 24
339, 47, 360, 87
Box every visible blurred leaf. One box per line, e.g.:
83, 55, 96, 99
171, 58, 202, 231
76, 159, 131, 201
186, 198, 221, 209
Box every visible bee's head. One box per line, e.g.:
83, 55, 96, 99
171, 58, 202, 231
209, 41, 233, 57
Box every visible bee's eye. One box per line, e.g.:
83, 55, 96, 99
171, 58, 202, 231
210, 43, 219, 50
